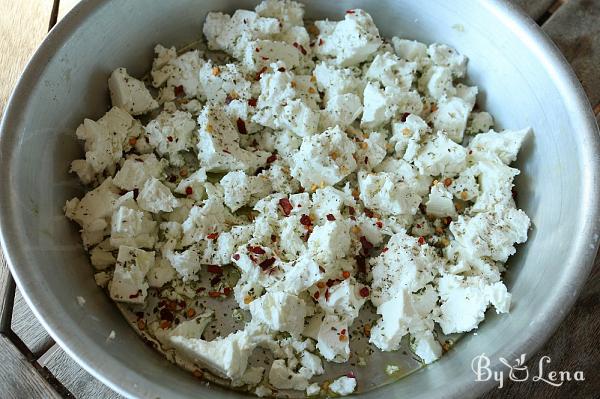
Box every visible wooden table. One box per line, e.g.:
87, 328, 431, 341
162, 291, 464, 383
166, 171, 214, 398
0, 1, 598, 398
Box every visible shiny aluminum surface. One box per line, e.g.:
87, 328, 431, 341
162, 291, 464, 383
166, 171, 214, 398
1, 0, 599, 398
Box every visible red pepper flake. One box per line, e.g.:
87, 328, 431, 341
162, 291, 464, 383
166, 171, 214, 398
207, 265, 223, 274
318, 38, 324, 46
356, 256, 366, 274
418, 236, 426, 245
292, 42, 299, 48
346, 9, 356, 14
223, 149, 231, 154
326, 279, 335, 288
300, 214, 312, 227
382, 247, 389, 253
174, 85, 185, 97
132, 188, 139, 200
266, 154, 277, 163
359, 287, 370, 298
210, 276, 221, 286
342, 271, 350, 279
247, 245, 266, 255
248, 98, 258, 107
277, 67, 286, 72
347, 371, 356, 379
313, 291, 320, 300
401, 112, 410, 122
128, 137, 137, 146
326, 214, 336, 221
129, 290, 141, 299
340, 328, 347, 335
159, 308, 174, 321
206, 232, 219, 240
259, 257, 276, 270
167, 136, 174, 142
376, 220, 383, 229
348, 206, 356, 216
271, 234, 277, 243
255, 47, 260, 53
364, 208, 374, 218
360, 236, 374, 254
223, 287, 232, 296
232, 253, 240, 261
364, 156, 369, 164
279, 198, 293, 216
208, 291, 221, 298
168, 175, 177, 183
261, 56, 270, 60
185, 186, 193, 196
325, 289, 331, 302
255, 66, 268, 81
236, 118, 247, 134
225, 94, 234, 104
298, 44, 307, 55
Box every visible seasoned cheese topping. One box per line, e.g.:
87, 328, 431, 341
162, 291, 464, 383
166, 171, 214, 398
65, 1, 531, 396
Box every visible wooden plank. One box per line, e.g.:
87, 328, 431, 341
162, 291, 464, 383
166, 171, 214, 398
0, 335, 61, 399
542, 0, 600, 107
510, 0, 556, 21
0, 0, 55, 115
40, 345, 124, 399
11, 289, 55, 356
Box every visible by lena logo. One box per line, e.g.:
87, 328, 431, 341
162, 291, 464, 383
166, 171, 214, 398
471, 353, 585, 388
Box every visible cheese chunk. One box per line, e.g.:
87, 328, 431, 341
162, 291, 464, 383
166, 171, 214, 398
108, 68, 158, 115
315, 9, 382, 66
109, 246, 154, 304
249, 292, 307, 334
291, 126, 357, 188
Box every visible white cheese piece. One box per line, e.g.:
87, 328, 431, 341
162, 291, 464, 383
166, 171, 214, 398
391, 38, 428, 65
414, 132, 468, 176
181, 197, 234, 246
249, 292, 307, 334
268, 359, 309, 390
390, 114, 430, 162
255, 0, 304, 30
151, 49, 204, 97
110, 205, 157, 249
306, 382, 321, 396
450, 204, 530, 263
314, 62, 363, 102
437, 274, 512, 334
467, 111, 494, 135
427, 43, 467, 78
361, 82, 423, 129
356, 131, 388, 170
412, 330, 442, 364
169, 328, 260, 381
109, 246, 154, 304
317, 279, 366, 320
291, 126, 357, 188
74, 107, 139, 175
329, 376, 357, 396
197, 105, 269, 172
146, 258, 176, 288
365, 51, 417, 90
199, 62, 252, 104
315, 9, 382, 66
94, 271, 111, 288
311, 186, 355, 222
89, 239, 115, 270
243, 39, 300, 72
426, 182, 457, 218
431, 96, 472, 143
358, 170, 421, 216
370, 289, 418, 351
175, 168, 208, 202
307, 220, 351, 263
468, 128, 531, 164
113, 154, 164, 191
316, 314, 350, 362
254, 385, 273, 397
269, 255, 323, 295
370, 230, 441, 307
108, 68, 158, 115
145, 110, 196, 166
419, 66, 455, 99
320, 93, 363, 130
220, 171, 272, 212
137, 177, 179, 213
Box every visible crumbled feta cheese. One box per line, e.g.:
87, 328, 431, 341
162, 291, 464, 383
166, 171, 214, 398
249, 292, 307, 334
414, 132, 468, 176
137, 177, 179, 213
329, 376, 357, 395
108, 67, 158, 115
358, 170, 421, 216
468, 128, 531, 164
291, 126, 357, 188
145, 110, 196, 166
426, 182, 457, 218
315, 9, 382, 66
109, 246, 154, 304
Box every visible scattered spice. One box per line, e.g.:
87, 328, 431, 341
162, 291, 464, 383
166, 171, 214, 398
418, 236, 426, 245
248, 97, 258, 107
255, 66, 268, 80
300, 214, 312, 227
443, 177, 453, 187
313, 291, 320, 300
206, 232, 219, 240
359, 287, 370, 298
207, 265, 223, 274
248, 245, 266, 255
236, 118, 247, 134
211, 66, 220, 76
326, 214, 336, 221
186, 308, 196, 318
232, 253, 240, 261
266, 153, 277, 163
259, 257, 276, 270
128, 137, 137, 146
279, 198, 293, 216
208, 291, 221, 298
185, 186, 193, 196
342, 271, 351, 279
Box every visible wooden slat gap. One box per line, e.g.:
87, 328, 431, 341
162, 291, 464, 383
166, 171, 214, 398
537, 0, 567, 25
48, 0, 61, 31
0, 274, 16, 333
